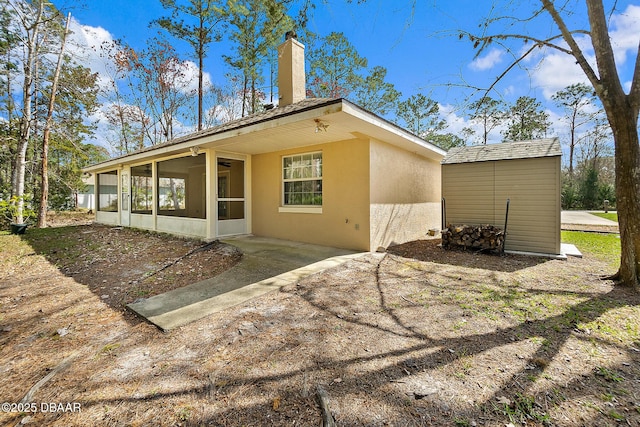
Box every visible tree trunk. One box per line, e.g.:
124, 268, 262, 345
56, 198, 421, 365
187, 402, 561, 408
241, 74, 248, 117
541, 0, 640, 288
197, 28, 204, 132
14, 0, 45, 225
582, 0, 640, 288
609, 106, 640, 289
38, 13, 70, 228
569, 110, 576, 177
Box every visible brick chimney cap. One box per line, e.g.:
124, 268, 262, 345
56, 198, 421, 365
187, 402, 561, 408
285, 30, 297, 41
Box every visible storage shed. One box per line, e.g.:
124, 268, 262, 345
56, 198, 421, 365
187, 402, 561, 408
441, 138, 562, 255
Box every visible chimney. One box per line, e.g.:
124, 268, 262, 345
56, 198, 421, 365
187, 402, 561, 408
277, 31, 306, 106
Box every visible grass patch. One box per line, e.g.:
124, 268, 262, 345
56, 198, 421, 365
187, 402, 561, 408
595, 366, 624, 382
561, 231, 620, 268
493, 393, 551, 425
23, 225, 84, 258
590, 212, 618, 222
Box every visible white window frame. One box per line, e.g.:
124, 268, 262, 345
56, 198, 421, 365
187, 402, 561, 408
279, 151, 323, 214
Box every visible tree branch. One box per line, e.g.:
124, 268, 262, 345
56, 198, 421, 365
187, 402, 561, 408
462, 31, 580, 57
478, 43, 540, 104
540, 0, 602, 94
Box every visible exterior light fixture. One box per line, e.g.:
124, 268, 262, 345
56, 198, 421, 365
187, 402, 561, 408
314, 118, 329, 133
190, 146, 200, 156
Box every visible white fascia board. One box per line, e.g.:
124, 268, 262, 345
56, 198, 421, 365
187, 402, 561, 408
83, 142, 204, 172
341, 101, 447, 161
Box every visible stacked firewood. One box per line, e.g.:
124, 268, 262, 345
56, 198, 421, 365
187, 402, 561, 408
441, 224, 505, 251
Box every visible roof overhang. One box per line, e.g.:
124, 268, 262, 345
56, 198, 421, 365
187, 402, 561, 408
84, 99, 446, 173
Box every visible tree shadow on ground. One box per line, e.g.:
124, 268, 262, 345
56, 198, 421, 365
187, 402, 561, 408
18, 224, 240, 327
62, 253, 640, 426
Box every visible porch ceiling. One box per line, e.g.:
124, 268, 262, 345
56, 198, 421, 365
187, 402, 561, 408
200, 109, 357, 155
198, 104, 444, 161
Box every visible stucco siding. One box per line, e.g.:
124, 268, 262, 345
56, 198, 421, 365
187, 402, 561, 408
251, 139, 371, 251
369, 139, 442, 249
442, 156, 561, 254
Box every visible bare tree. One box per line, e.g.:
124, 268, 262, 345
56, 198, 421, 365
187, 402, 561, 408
11, 0, 45, 224
115, 37, 193, 145
37, 12, 70, 228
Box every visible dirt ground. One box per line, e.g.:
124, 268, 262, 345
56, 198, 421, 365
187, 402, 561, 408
0, 215, 638, 426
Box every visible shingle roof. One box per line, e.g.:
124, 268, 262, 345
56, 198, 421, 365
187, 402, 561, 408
101, 97, 339, 162
85, 96, 446, 171
442, 138, 561, 164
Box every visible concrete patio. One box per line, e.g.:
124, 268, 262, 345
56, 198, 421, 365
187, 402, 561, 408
127, 236, 363, 331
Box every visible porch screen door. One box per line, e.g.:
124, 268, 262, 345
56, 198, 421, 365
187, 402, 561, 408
216, 157, 246, 236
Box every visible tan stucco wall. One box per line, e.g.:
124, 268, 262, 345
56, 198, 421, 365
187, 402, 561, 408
369, 139, 442, 249
442, 156, 561, 254
251, 139, 371, 251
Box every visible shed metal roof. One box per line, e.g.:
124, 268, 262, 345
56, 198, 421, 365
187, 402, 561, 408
442, 138, 561, 165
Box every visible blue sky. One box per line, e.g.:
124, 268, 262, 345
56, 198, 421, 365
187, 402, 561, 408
52, 0, 640, 150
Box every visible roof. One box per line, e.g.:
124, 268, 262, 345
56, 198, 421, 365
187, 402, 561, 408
98, 98, 338, 162
442, 138, 561, 165
85, 98, 446, 172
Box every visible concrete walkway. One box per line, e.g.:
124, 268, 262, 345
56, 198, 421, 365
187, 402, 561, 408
127, 236, 363, 331
560, 211, 618, 258
561, 210, 618, 226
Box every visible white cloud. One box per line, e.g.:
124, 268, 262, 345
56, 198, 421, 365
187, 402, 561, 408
503, 85, 516, 96
84, 106, 113, 152
439, 103, 503, 145
529, 4, 639, 99
609, 4, 640, 65
531, 50, 591, 99
469, 48, 504, 71
439, 103, 466, 132
175, 60, 213, 95
66, 19, 118, 91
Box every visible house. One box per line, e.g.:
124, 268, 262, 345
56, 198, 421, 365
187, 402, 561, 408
441, 138, 562, 255
84, 34, 446, 251
76, 173, 95, 211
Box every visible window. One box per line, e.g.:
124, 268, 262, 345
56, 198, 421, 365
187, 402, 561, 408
97, 171, 118, 212
282, 152, 322, 206
131, 164, 153, 214
156, 154, 206, 218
